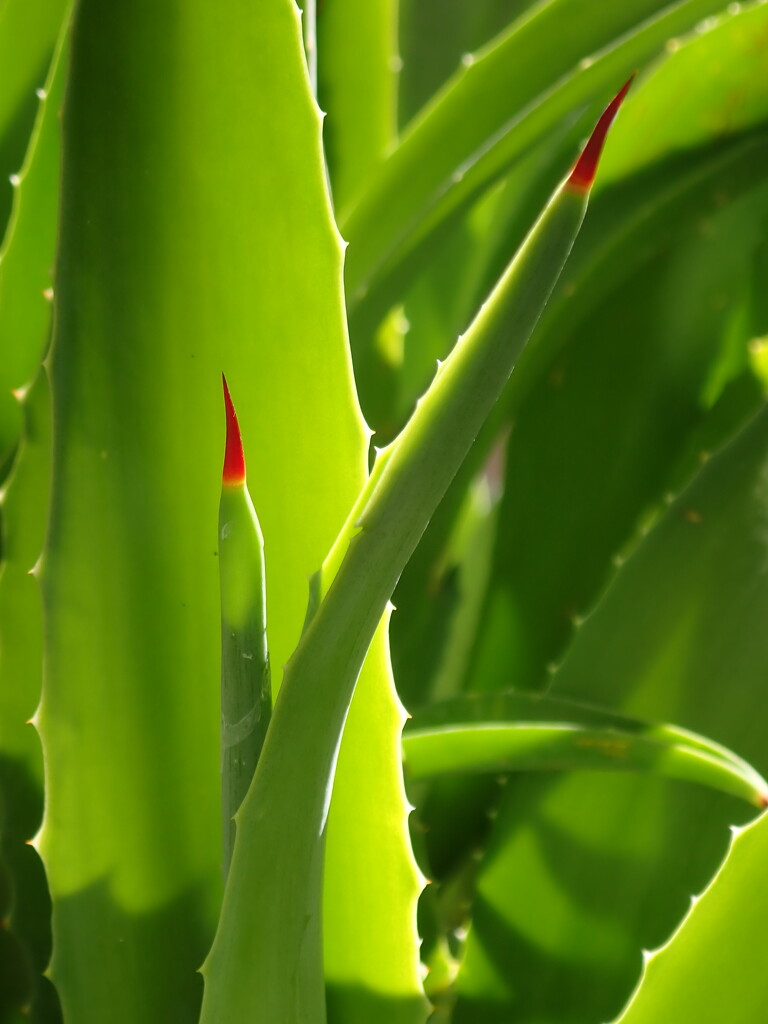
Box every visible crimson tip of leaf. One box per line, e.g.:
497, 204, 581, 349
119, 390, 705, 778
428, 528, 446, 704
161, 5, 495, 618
222, 374, 246, 487
759, 793, 768, 810
566, 75, 636, 194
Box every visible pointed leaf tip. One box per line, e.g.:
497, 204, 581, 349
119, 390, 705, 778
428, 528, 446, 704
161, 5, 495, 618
566, 75, 636, 193
222, 374, 246, 487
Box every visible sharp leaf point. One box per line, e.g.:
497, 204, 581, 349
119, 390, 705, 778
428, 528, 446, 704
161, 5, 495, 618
222, 374, 246, 486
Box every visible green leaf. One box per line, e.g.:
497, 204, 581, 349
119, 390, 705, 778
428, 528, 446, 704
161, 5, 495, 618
0, 0, 69, 234
0, 0, 70, 467
0, 12, 68, 394
404, 691, 767, 808
597, 1, 768, 189
201, 83, 629, 1022
397, 0, 530, 127
367, 2, 768, 437
36, 1, 418, 1021
0, 12, 70, 1016
613, 811, 768, 1022
391, 131, 768, 731
0, 376, 56, 1021
343, 0, 738, 333
317, 0, 397, 217
218, 380, 271, 880
453, 395, 768, 1022
470, 174, 768, 696
323, 622, 428, 1024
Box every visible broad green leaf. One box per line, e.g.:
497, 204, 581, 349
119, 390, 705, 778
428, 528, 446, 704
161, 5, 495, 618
37, 1, 418, 1021
297, 0, 317, 90
613, 812, 768, 1023
454, 393, 768, 1022
317, 0, 397, 217
598, 1, 768, 188
324, 621, 427, 1024
403, 691, 767, 808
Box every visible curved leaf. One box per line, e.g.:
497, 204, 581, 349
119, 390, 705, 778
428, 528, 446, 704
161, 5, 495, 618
404, 691, 767, 807
200, 82, 629, 1024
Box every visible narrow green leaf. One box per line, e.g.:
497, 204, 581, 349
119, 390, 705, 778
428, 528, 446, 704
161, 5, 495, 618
469, 170, 768, 699
0, 13, 69, 393
0, 376, 56, 1021
391, 55, 768, 697
403, 692, 767, 808
342, 0, 735, 329
201, 81, 630, 1023
0, 0, 69, 233
613, 812, 768, 1023
391, 56, 768, 732
0, 2, 70, 466
317, 0, 397, 217
0, 12, 70, 1016
218, 378, 270, 879
397, 0, 526, 127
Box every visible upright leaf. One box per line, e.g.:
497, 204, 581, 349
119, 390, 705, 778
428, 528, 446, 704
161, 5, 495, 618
218, 378, 270, 879
0, 0, 70, 466
317, 0, 398, 217
0, 0, 69, 234
37, 1, 415, 1021
200, 79, 631, 1024
0, 377, 58, 1022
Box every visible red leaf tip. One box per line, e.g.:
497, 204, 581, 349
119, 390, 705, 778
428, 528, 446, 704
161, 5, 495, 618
566, 75, 636, 194
222, 374, 246, 487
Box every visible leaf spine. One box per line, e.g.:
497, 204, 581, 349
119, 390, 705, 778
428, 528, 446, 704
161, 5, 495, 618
222, 374, 247, 487
566, 76, 635, 193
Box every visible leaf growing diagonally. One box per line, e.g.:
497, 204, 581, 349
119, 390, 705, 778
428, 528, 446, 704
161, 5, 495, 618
200, 78, 634, 1024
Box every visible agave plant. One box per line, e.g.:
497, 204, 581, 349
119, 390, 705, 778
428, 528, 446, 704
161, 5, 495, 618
2, 1, 768, 1023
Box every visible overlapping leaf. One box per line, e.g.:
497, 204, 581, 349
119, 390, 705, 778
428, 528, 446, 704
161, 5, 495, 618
37, 1, 419, 1021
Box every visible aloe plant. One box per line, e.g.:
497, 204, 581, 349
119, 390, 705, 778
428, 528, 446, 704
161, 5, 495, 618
2, 2, 768, 1024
